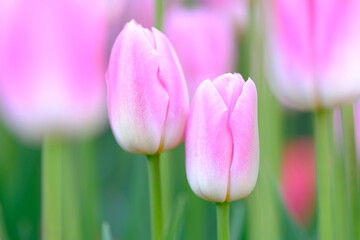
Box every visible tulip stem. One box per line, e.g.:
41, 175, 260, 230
314, 109, 334, 240
42, 136, 63, 240
155, 0, 163, 30
160, 151, 172, 226
42, 137, 82, 240
341, 105, 360, 240
147, 154, 163, 240
216, 202, 230, 240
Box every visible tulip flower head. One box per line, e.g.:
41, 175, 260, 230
186, 73, 259, 202
107, 20, 189, 155
268, 0, 360, 110
0, 0, 107, 140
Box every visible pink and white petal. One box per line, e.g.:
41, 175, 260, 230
107, 21, 169, 154
152, 28, 189, 152
186, 79, 231, 202
267, 37, 317, 109
272, 0, 313, 77
314, 0, 348, 66
212, 73, 244, 111
228, 79, 259, 201
317, 2, 360, 108
268, 0, 317, 110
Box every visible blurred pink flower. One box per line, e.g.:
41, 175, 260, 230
0, 0, 108, 140
106, 21, 189, 155
281, 138, 316, 227
165, 8, 235, 97
186, 74, 259, 202
199, 0, 249, 31
268, 0, 360, 110
111, 0, 182, 30
127, 0, 154, 28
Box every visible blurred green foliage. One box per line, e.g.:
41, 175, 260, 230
0, 113, 316, 240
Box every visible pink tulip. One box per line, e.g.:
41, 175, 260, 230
106, 21, 189, 155
281, 138, 316, 227
0, 0, 108, 139
186, 73, 259, 202
165, 8, 235, 97
268, 0, 360, 110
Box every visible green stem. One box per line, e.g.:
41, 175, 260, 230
341, 105, 360, 240
332, 148, 347, 240
42, 137, 82, 240
155, 0, 163, 30
216, 202, 230, 240
42, 137, 63, 240
314, 109, 334, 240
246, 1, 282, 240
160, 151, 172, 225
153, 0, 164, 235
78, 139, 100, 240
63, 143, 82, 240
147, 154, 163, 240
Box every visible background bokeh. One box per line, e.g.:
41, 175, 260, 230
0, 0, 344, 239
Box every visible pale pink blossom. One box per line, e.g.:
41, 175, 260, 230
268, 0, 360, 109
106, 21, 189, 155
0, 0, 108, 139
186, 73, 259, 202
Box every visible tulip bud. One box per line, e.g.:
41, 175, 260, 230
0, 0, 108, 140
268, 0, 360, 110
186, 73, 259, 202
106, 21, 189, 155
165, 8, 235, 98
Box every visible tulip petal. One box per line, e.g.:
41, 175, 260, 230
269, 0, 360, 109
228, 79, 259, 201
268, 42, 317, 109
107, 21, 169, 154
186, 79, 232, 202
268, 0, 317, 109
317, 1, 360, 108
212, 73, 244, 111
152, 28, 189, 152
